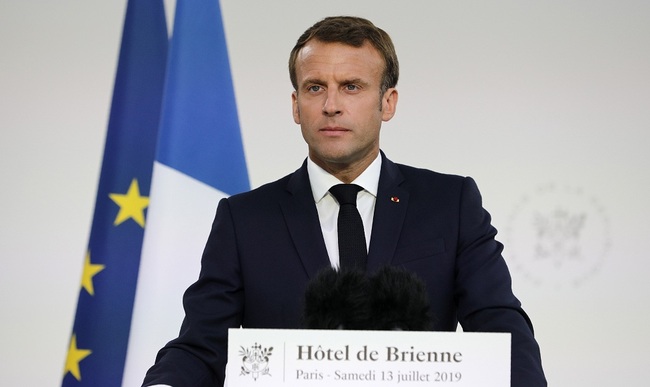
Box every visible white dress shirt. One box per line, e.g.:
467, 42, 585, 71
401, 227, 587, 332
307, 154, 381, 269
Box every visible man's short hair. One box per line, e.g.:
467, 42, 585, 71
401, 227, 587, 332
289, 16, 399, 94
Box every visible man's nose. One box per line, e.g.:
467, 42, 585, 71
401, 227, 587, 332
322, 90, 342, 116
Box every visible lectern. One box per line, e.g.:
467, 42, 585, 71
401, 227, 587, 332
226, 328, 510, 386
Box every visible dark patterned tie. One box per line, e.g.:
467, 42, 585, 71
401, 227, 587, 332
329, 184, 367, 272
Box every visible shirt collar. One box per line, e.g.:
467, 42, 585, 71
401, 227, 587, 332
307, 153, 382, 203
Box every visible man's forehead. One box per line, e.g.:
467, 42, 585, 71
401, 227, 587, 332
300, 38, 379, 56
295, 40, 384, 73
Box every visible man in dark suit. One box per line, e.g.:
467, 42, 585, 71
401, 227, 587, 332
143, 16, 546, 386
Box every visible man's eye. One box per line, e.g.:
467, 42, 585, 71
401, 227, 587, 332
308, 85, 322, 92
345, 84, 359, 91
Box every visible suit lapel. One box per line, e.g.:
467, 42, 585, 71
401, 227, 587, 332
280, 161, 331, 279
367, 155, 408, 272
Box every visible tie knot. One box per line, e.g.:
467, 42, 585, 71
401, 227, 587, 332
329, 184, 363, 206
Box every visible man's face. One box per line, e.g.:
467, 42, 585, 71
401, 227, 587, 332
292, 40, 397, 175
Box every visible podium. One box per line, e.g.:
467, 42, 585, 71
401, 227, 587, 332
226, 328, 510, 386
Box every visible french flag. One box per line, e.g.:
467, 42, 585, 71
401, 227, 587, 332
122, 1, 248, 385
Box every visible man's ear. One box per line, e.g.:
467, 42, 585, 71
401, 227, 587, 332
381, 88, 398, 122
292, 91, 301, 124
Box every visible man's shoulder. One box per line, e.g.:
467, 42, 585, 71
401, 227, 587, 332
391, 160, 467, 187
225, 158, 474, 204
225, 168, 299, 205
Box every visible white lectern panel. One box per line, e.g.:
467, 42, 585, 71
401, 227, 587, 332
227, 328, 510, 386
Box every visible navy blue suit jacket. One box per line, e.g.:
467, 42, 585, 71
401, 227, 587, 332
143, 154, 546, 386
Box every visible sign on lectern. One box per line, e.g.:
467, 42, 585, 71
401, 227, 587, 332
226, 328, 510, 386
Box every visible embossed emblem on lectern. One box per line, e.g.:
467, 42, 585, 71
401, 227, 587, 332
239, 343, 273, 381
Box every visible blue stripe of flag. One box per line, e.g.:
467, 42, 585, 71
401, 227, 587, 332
155, 0, 249, 195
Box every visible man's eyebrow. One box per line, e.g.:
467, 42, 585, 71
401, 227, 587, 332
301, 77, 370, 87
301, 78, 325, 87
342, 78, 367, 85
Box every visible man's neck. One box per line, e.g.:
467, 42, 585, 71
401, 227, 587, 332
309, 150, 380, 183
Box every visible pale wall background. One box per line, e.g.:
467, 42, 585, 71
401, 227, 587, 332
1, 0, 649, 385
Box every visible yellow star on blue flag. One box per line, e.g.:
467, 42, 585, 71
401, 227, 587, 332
109, 178, 149, 227
64, 334, 92, 381
81, 252, 105, 296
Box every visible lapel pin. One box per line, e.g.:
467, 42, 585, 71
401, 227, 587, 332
390, 196, 400, 203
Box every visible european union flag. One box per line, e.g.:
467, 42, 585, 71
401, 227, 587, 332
62, 1, 168, 385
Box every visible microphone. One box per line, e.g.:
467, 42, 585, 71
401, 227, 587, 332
302, 266, 433, 331
367, 266, 433, 331
303, 268, 370, 330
